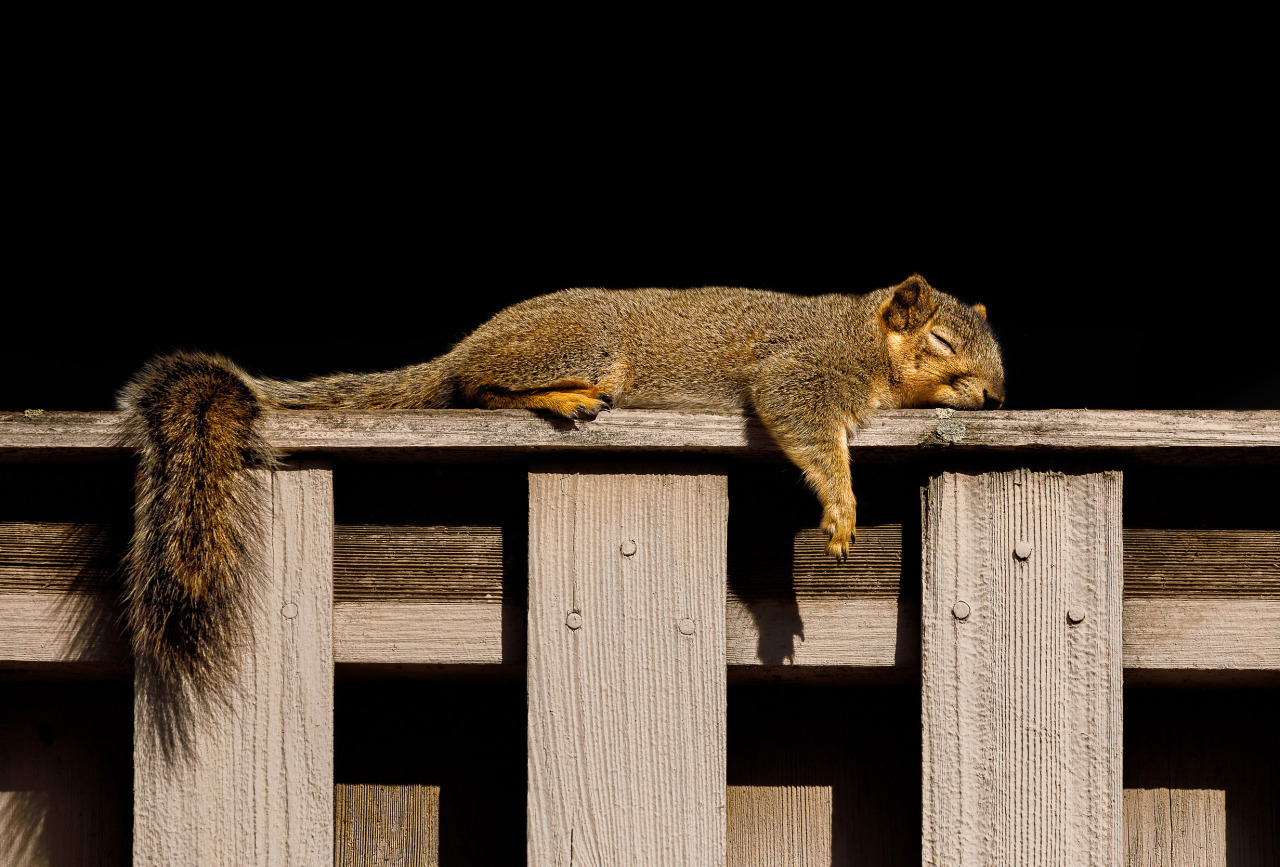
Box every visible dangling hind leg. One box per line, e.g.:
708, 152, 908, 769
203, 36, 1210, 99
471, 379, 614, 420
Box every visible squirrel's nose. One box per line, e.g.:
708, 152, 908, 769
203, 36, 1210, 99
983, 389, 1004, 410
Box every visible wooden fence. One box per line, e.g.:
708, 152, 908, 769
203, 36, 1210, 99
1, 408, 1277, 865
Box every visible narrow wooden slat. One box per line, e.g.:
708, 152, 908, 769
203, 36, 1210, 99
0, 592, 126, 666
730, 525, 904, 598
133, 460, 333, 867
527, 464, 728, 865
1123, 789, 1227, 866
1124, 528, 1278, 595
921, 469, 1124, 866
335, 784, 438, 867
4, 409, 1278, 460
726, 597, 914, 670
334, 525, 503, 602
1123, 599, 1280, 670
727, 786, 832, 865
332, 601, 520, 665
0, 523, 114, 589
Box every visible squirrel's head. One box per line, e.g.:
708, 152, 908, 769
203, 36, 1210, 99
879, 274, 1006, 410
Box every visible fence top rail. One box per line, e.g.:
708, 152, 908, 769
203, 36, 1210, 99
2, 408, 1277, 462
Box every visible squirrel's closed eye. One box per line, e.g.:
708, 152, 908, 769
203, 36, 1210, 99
929, 332, 955, 354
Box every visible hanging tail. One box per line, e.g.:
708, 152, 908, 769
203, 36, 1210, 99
118, 350, 455, 692
118, 352, 278, 693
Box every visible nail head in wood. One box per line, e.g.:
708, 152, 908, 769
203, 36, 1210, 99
678, 618, 696, 635
1067, 607, 1086, 624
565, 612, 583, 630
281, 602, 299, 619
952, 601, 971, 621
620, 539, 638, 557
1014, 540, 1033, 560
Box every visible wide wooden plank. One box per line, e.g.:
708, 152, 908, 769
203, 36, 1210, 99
527, 464, 728, 866
921, 469, 1124, 866
4, 409, 1278, 460
133, 460, 333, 867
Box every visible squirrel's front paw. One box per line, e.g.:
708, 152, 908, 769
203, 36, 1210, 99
821, 504, 856, 562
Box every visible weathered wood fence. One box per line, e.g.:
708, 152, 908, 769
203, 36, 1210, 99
1, 408, 1277, 865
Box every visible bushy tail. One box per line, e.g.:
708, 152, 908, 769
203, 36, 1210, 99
118, 350, 457, 694
118, 352, 279, 694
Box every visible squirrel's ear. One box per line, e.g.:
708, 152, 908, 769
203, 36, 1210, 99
972, 302, 988, 321
882, 274, 935, 331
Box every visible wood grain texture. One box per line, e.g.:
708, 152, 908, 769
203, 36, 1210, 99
335, 784, 438, 867
332, 601, 521, 665
1123, 789, 1226, 866
0, 592, 126, 665
527, 465, 728, 866
726, 597, 915, 670
727, 786, 832, 866
1123, 528, 1278, 595
133, 460, 333, 867
1123, 599, 1280, 671
922, 469, 1124, 866
334, 524, 504, 602
4, 409, 1278, 461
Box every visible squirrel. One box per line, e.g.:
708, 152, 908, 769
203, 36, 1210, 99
118, 273, 1004, 691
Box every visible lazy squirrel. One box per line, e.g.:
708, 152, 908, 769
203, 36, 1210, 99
119, 273, 1004, 691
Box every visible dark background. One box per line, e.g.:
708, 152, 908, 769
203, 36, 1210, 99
6, 27, 1275, 414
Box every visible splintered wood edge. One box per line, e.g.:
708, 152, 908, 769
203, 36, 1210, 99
2, 409, 1278, 460
5, 595, 1276, 679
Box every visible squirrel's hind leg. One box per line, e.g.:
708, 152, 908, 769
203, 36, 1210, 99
472, 380, 613, 420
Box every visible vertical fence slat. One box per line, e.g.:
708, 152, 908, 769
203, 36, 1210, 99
134, 459, 334, 867
527, 463, 728, 866
922, 468, 1123, 866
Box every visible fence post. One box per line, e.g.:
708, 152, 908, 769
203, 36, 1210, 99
134, 459, 334, 866
527, 463, 728, 866
921, 468, 1123, 865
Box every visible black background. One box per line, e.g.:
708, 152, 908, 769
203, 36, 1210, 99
6, 25, 1275, 414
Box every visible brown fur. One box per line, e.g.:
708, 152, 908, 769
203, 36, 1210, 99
119, 274, 1004, 689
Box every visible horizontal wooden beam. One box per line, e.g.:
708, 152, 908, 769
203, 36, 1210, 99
4, 409, 1278, 461
10, 522, 1275, 601
5, 593, 1276, 682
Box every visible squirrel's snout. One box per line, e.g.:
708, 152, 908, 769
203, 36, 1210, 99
983, 387, 1005, 410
